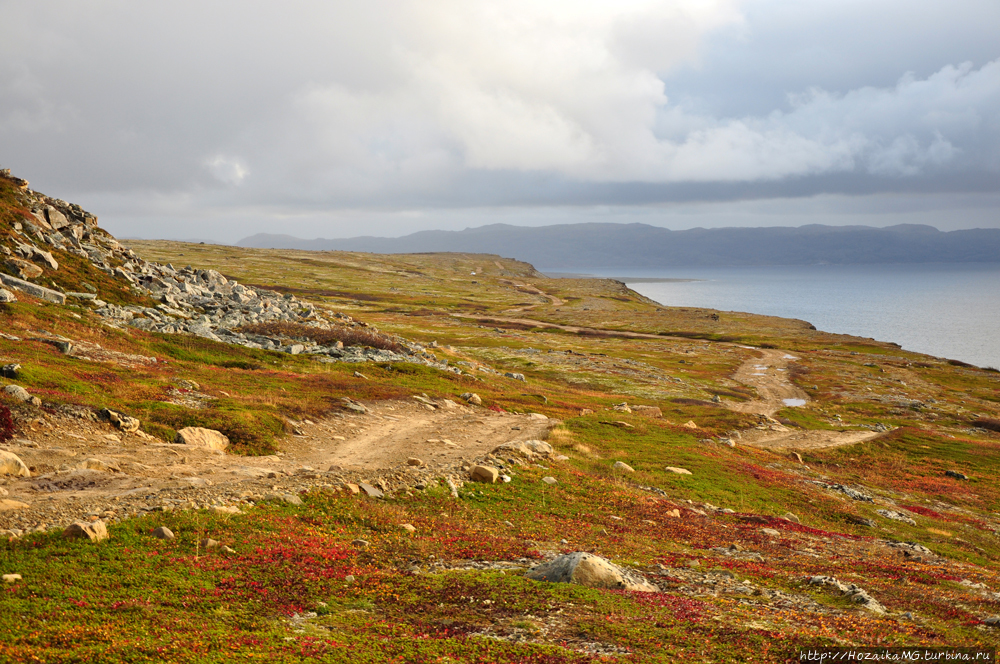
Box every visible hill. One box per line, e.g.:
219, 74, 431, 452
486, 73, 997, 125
1, 169, 999, 661
238, 222, 1000, 268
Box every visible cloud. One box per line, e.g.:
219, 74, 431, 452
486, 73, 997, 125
0, 0, 998, 231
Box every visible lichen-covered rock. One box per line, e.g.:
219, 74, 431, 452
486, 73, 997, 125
526, 552, 658, 592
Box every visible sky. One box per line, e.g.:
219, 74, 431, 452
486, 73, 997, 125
1, 0, 999, 242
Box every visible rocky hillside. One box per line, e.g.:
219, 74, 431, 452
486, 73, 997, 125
0, 169, 457, 369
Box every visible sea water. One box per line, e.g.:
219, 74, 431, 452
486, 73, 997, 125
552, 263, 1000, 370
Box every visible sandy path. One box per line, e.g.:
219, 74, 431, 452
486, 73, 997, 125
727, 349, 880, 451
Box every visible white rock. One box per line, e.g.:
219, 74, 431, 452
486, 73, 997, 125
174, 427, 230, 451
0, 450, 31, 478
524, 440, 553, 455
612, 461, 635, 473
526, 552, 658, 592
665, 467, 692, 475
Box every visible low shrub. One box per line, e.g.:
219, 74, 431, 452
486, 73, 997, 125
973, 417, 1000, 433
238, 321, 403, 352
0, 403, 14, 442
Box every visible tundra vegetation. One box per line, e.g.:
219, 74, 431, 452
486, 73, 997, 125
0, 170, 998, 662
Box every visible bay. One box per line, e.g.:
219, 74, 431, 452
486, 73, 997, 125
560, 263, 1000, 370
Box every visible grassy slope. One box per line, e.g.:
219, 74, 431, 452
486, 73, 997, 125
2, 178, 999, 661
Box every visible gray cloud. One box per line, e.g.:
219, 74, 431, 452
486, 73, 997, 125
1, 0, 998, 240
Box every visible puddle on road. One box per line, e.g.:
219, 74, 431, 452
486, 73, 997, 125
782, 398, 807, 407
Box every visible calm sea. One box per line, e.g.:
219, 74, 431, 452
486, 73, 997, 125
550, 264, 1000, 370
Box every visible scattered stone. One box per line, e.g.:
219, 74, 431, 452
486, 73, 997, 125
210, 505, 241, 515
632, 405, 662, 417
504, 372, 526, 382
353, 371, 369, 380
79, 458, 120, 473
64, 520, 109, 542
808, 575, 886, 614
541, 476, 557, 485
683, 421, 698, 429
352, 539, 370, 548
201, 538, 220, 550
3, 573, 22, 583
269, 493, 303, 505
0, 451, 31, 477
612, 403, 631, 413
101, 409, 141, 433
612, 461, 634, 473
407, 457, 423, 467
762, 528, 781, 537
0, 288, 16, 303
527, 413, 547, 420
152, 526, 175, 540
344, 575, 355, 583
358, 483, 384, 498
470, 465, 499, 483
782, 512, 801, 524
1, 363, 20, 378
0, 499, 30, 511
399, 523, 416, 534
664, 466, 691, 475
525, 552, 658, 592
344, 483, 360, 495
810, 481, 874, 503
523, 440, 553, 455
945, 470, 969, 480
173, 427, 230, 451
460, 392, 483, 406
666, 509, 681, 518
876, 509, 917, 525
984, 616, 1000, 627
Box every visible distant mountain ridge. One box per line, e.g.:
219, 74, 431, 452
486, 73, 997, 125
237, 223, 1000, 268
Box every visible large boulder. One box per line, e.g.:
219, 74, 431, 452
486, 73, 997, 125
4, 384, 41, 407
0, 451, 30, 478
525, 552, 658, 592
0, 288, 16, 303
3, 258, 42, 280
64, 520, 109, 542
470, 465, 499, 483
101, 409, 140, 433
174, 427, 230, 451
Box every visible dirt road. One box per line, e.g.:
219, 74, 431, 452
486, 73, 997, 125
0, 398, 554, 532
727, 349, 881, 451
